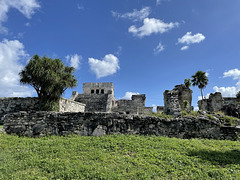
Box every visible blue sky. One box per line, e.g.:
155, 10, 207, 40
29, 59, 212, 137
0, 0, 240, 110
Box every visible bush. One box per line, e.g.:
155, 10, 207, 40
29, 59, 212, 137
236, 91, 240, 99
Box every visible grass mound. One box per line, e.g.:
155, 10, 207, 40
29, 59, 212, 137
1, 134, 240, 179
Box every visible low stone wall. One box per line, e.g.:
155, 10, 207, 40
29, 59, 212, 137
59, 98, 85, 113
3, 112, 240, 140
0, 97, 86, 124
0, 97, 40, 124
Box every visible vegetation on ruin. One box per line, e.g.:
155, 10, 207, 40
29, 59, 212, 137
19, 55, 77, 111
191, 71, 208, 100
184, 78, 191, 88
181, 110, 199, 117
237, 91, 240, 99
181, 110, 240, 126
1, 133, 240, 179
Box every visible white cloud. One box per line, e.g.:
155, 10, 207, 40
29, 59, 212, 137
112, 7, 151, 22
213, 86, 238, 97
121, 92, 140, 100
153, 42, 165, 54
88, 54, 120, 79
213, 68, 240, 97
156, 0, 170, 5
152, 104, 157, 112
0, 0, 40, 34
205, 69, 211, 77
129, 18, 179, 38
66, 54, 82, 69
77, 4, 84, 10
25, 22, 30, 27
0, 39, 34, 97
181, 46, 189, 51
223, 68, 240, 80
178, 32, 205, 45
115, 46, 122, 56
198, 93, 210, 101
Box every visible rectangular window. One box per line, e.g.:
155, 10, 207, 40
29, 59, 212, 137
101, 89, 104, 94
91, 90, 94, 94
96, 89, 99, 94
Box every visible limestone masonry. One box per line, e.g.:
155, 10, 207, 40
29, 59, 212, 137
164, 84, 193, 116
198, 92, 240, 118
71, 82, 153, 114
0, 97, 85, 124
4, 111, 240, 140
2, 82, 240, 140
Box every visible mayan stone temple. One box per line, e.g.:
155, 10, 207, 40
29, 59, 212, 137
70, 82, 153, 115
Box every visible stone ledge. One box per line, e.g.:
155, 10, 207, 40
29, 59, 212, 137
3, 111, 240, 140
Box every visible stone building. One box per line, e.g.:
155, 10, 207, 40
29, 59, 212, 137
71, 82, 153, 115
163, 84, 193, 116
198, 92, 240, 113
71, 83, 115, 113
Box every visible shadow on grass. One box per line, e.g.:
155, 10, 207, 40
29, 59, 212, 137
188, 149, 240, 165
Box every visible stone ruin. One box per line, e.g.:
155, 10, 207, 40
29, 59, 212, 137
2, 82, 240, 140
163, 84, 193, 116
0, 97, 85, 124
71, 82, 153, 115
198, 92, 240, 118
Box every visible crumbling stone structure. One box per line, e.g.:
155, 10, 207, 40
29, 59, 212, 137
3, 111, 240, 140
112, 94, 152, 114
0, 97, 85, 124
164, 84, 193, 116
198, 92, 224, 112
71, 82, 152, 115
198, 92, 240, 118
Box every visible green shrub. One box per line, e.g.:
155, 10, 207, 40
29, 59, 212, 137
236, 91, 240, 99
206, 114, 215, 120
181, 111, 199, 117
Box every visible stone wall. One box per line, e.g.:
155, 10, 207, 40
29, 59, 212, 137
198, 92, 224, 112
164, 84, 192, 116
112, 94, 153, 114
163, 90, 181, 116
0, 97, 40, 124
197, 92, 240, 112
174, 85, 192, 111
3, 111, 240, 140
0, 97, 86, 124
74, 94, 113, 112
223, 97, 238, 105
59, 98, 85, 113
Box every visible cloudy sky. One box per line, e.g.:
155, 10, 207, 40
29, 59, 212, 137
0, 0, 240, 110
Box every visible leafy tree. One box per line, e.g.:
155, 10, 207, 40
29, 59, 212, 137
19, 55, 77, 111
184, 78, 191, 88
191, 71, 208, 100
236, 91, 240, 99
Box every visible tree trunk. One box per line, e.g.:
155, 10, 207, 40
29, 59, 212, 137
201, 88, 204, 100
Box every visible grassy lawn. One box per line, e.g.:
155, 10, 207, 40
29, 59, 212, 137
1, 134, 240, 179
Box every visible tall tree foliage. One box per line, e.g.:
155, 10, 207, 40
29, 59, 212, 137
191, 71, 208, 100
19, 55, 77, 111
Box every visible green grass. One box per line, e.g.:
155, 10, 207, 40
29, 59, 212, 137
1, 134, 240, 179
181, 111, 199, 117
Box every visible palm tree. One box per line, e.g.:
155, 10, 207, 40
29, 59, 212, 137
191, 71, 208, 100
